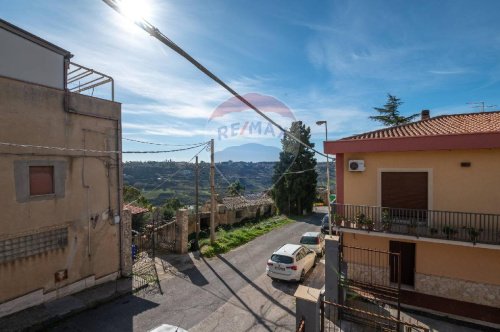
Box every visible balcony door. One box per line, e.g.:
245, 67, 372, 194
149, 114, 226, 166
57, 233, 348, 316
381, 171, 428, 210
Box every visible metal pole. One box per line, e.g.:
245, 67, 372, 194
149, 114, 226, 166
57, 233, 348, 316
397, 252, 401, 331
210, 139, 216, 244
320, 295, 325, 332
325, 122, 332, 236
195, 155, 200, 248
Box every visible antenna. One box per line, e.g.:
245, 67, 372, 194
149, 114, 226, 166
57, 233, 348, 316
466, 101, 497, 113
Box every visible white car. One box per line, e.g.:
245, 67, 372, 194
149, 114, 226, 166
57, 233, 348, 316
266, 244, 316, 282
299, 232, 325, 256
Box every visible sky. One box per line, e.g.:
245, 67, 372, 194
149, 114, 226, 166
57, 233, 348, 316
2, 0, 500, 161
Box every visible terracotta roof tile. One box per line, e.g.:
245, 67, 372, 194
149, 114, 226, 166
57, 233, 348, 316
343, 111, 500, 140
124, 204, 149, 215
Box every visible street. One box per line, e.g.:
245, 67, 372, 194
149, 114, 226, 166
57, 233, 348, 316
52, 210, 326, 331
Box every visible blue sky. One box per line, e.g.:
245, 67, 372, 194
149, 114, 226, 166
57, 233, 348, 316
2, 0, 500, 161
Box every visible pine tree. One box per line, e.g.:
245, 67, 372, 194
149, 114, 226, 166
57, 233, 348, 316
370, 94, 419, 126
271, 121, 318, 215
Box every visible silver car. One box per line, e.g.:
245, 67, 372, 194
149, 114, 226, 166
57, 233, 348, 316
299, 231, 325, 256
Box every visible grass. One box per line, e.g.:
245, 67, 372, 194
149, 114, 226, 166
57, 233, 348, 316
199, 215, 294, 258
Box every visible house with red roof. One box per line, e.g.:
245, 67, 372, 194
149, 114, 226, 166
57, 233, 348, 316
324, 110, 500, 327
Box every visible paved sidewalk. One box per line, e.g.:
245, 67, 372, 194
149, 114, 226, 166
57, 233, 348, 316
0, 278, 132, 331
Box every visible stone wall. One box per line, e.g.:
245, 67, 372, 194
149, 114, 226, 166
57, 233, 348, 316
415, 273, 500, 308
121, 209, 132, 277
346, 262, 390, 287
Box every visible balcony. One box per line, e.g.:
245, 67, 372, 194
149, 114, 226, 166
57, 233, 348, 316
332, 203, 500, 245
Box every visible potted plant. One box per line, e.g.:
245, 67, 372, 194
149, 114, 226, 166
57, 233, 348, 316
430, 227, 439, 236
355, 213, 366, 229
381, 209, 392, 232
442, 225, 458, 240
408, 219, 418, 235
365, 218, 374, 231
462, 226, 483, 244
333, 213, 343, 227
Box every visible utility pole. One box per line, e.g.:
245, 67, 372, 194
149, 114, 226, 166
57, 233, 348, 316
210, 139, 216, 244
195, 155, 200, 249
317, 120, 332, 236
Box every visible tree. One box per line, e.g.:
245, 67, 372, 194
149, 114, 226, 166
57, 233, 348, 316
370, 94, 419, 126
271, 121, 318, 215
227, 180, 245, 197
160, 197, 184, 221
123, 185, 151, 208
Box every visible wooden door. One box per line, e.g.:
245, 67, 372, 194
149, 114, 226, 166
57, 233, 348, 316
389, 241, 416, 287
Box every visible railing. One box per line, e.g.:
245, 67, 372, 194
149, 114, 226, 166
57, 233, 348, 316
67, 62, 114, 101
332, 203, 500, 245
321, 300, 429, 332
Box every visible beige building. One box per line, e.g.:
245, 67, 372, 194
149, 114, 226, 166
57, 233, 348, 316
0, 19, 127, 317
325, 110, 500, 326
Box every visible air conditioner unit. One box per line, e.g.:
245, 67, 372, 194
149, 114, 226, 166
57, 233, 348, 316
348, 160, 365, 172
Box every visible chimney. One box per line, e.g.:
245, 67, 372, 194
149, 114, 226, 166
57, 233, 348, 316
421, 109, 430, 121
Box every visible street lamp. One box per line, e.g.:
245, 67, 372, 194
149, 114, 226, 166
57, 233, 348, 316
316, 120, 332, 236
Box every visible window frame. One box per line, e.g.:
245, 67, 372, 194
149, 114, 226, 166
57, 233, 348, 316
14, 160, 67, 202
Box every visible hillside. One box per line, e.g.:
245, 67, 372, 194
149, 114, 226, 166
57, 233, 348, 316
123, 161, 335, 206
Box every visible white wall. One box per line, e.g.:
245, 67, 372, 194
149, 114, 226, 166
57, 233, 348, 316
0, 28, 64, 89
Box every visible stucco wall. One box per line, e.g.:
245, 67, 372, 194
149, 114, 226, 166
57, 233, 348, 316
0, 27, 65, 89
0, 77, 122, 305
343, 233, 500, 307
343, 150, 500, 214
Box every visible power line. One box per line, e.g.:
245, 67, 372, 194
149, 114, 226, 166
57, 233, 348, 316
0, 141, 207, 154
123, 137, 209, 147
0, 141, 119, 154
126, 142, 210, 206
123, 142, 208, 154
283, 168, 317, 175
102, 0, 328, 159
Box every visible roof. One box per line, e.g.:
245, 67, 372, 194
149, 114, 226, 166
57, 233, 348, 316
274, 244, 302, 256
0, 19, 72, 58
124, 204, 149, 215
343, 111, 500, 140
301, 232, 321, 237
325, 111, 500, 154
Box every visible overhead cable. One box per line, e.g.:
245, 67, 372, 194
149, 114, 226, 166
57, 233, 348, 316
102, 0, 328, 158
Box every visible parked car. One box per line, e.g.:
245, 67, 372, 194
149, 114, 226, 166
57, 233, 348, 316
321, 215, 331, 234
299, 231, 325, 256
266, 244, 316, 282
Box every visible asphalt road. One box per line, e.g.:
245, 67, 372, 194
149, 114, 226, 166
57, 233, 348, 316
52, 210, 326, 332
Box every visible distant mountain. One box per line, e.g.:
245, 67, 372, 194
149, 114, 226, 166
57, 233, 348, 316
215, 143, 281, 162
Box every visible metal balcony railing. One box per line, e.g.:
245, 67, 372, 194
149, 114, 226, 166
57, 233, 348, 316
66, 62, 114, 101
331, 203, 500, 245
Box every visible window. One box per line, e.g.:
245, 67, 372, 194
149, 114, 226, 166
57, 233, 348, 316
29, 166, 54, 196
271, 254, 293, 264
296, 249, 306, 261
300, 236, 319, 245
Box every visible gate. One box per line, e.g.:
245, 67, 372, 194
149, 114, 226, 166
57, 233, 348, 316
131, 210, 177, 294
321, 245, 429, 331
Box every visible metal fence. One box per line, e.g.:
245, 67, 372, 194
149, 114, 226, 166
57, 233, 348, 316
332, 203, 500, 244
321, 300, 429, 332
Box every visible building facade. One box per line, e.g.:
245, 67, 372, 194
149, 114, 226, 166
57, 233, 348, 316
325, 110, 500, 326
0, 19, 125, 317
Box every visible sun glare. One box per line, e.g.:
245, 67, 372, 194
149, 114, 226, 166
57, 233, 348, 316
119, 0, 152, 22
